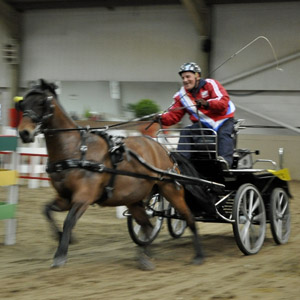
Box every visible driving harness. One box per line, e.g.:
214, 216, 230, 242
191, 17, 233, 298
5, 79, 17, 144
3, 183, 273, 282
46, 130, 180, 203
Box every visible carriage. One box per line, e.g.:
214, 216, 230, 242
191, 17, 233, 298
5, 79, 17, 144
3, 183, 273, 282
16, 80, 291, 269
126, 120, 292, 256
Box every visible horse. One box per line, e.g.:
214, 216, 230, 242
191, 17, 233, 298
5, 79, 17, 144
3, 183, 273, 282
16, 79, 207, 270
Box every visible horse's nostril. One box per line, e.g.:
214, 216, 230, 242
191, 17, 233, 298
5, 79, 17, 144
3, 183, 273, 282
19, 130, 29, 140
19, 130, 33, 143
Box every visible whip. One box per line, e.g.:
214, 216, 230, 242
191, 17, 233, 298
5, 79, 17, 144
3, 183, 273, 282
209, 35, 283, 77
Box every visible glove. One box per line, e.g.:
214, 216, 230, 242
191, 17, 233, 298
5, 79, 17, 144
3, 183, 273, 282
196, 99, 209, 109
153, 113, 162, 123
144, 114, 161, 131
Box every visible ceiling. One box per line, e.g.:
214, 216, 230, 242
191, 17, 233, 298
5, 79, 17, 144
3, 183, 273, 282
3, 0, 299, 12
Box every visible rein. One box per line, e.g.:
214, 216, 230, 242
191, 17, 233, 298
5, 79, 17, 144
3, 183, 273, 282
39, 105, 197, 134
47, 146, 224, 188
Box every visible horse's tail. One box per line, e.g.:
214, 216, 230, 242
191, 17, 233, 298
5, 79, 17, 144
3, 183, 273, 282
171, 152, 217, 215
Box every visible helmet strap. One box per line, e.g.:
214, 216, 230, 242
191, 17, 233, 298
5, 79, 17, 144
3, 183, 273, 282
194, 73, 201, 89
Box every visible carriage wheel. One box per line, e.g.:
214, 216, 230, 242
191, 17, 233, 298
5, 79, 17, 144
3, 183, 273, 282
270, 188, 291, 244
127, 194, 164, 246
167, 203, 187, 238
232, 184, 266, 255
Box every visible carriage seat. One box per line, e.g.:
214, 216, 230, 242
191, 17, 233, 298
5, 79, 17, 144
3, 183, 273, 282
156, 119, 247, 172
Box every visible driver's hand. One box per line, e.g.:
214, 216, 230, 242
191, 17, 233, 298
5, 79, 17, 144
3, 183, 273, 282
153, 114, 162, 123
196, 99, 209, 109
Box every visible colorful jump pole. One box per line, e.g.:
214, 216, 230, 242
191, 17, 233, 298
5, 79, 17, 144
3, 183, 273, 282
0, 135, 19, 245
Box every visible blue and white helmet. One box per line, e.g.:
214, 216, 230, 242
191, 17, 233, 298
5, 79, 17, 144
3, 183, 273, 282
178, 62, 201, 76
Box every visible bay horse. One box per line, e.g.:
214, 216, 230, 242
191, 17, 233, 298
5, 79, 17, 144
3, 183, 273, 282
17, 79, 206, 270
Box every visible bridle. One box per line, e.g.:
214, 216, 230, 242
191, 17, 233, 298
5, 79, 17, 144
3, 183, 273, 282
17, 89, 55, 128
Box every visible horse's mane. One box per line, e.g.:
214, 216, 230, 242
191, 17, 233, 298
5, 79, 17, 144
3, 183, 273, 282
24, 79, 58, 98
171, 152, 217, 215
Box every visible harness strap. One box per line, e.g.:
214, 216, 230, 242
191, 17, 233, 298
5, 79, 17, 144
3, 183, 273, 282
46, 159, 174, 182
46, 156, 224, 188
97, 132, 124, 199
79, 130, 88, 161
127, 149, 224, 187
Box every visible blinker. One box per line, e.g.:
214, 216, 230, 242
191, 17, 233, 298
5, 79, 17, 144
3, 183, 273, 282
15, 100, 24, 112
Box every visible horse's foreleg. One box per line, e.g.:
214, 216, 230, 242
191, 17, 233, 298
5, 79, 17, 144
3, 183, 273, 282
128, 203, 155, 271
52, 201, 87, 268
43, 199, 67, 241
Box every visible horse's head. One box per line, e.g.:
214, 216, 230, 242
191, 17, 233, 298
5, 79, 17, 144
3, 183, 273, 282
17, 79, 57, 143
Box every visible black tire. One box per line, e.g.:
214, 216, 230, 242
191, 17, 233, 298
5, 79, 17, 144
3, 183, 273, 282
269, 188, 291, 244
167, 203, 187, 238
127, 194, 164, 246
232, 183, 266, 255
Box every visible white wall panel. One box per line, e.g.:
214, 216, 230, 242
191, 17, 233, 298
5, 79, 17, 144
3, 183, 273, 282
0, 20, 10, 87
21, 6, 202, 84
58, 81, 180, 120
210, 2, 300, 135
211, 2, 300, 90
232, 92, 300, 128
59, 81, 115, 120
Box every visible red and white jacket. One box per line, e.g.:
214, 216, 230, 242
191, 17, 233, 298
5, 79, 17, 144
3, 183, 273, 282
160, 79, 235, 131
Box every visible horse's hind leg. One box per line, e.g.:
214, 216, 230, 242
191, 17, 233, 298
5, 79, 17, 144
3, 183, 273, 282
174, 203, 204, 264
189, 219, 205, 265
128, 202, 155, 271
162, 186, 205, 265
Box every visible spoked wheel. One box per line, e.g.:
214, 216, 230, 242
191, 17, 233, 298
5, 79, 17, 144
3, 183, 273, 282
232, 184, 266, 255
167, 203, 187, 238
127, 194, 164, 246
270, 188, 291, 244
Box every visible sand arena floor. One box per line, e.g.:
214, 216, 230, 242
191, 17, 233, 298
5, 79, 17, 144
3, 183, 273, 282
0, 181, 299, 300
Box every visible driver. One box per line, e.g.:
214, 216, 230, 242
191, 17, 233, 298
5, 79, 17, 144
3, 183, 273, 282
156, 62, 235, 167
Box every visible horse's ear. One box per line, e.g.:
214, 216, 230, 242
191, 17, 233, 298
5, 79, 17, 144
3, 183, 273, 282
39, 79, 48, 90
38, 79, 57, 95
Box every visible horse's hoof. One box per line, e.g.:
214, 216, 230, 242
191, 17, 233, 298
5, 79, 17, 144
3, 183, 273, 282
51, 256, 67, 268
192, 256, 205, 265
138, 254, 155, 271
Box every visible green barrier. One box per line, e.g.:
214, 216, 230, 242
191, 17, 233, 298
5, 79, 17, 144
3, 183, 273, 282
0, 203, 16, 220
0, 136, 18, 151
